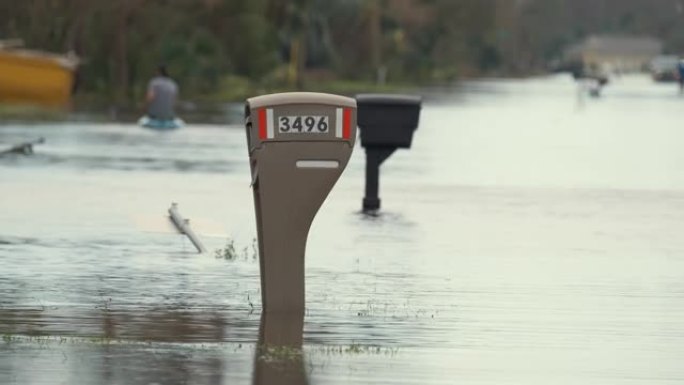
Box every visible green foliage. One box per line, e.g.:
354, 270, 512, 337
2, 0, 679, 103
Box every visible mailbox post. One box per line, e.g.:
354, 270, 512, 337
356, 94, 422, 213
253, 311, 306, 385
245, 92, 357, 313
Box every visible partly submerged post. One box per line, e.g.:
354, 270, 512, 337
168, 203, 206, 253
253, 311, 306, 385
245, 92, 357, 313
356, 94, 422, 213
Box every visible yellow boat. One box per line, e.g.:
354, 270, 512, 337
0, 41, 78, 108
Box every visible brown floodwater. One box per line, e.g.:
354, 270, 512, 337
1, 75, 684, 384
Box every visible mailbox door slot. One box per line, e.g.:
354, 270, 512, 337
296, 160, 340, 169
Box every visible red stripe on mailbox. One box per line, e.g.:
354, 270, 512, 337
258, 108, 267, 140
343, 108, 352, 139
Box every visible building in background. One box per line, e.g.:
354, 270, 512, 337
563, 35, 663, 75
649, 55, 680, 82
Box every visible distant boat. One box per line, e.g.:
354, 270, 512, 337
0, 40, 78, 107
138, 115, 185, 130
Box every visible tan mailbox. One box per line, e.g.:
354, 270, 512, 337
253, 312, 306, 385
245, 92, 357, 313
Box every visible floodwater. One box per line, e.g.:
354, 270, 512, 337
2, 75, 684, 384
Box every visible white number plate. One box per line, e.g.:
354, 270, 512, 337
278, 115, 329, 134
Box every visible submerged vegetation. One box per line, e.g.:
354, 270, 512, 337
257, 344, 304, 363
257, 343, 399, 362
215, 237, 258, 261
2, 333, 399, 358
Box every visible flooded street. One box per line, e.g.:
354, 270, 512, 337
2, 75, 684, 384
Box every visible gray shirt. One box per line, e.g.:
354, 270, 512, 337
147, 76, 178, 120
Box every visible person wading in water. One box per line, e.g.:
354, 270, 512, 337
144, 64, 179, 121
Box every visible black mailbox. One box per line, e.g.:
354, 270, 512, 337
355, 94, 422, 213
357, 94, 422, 148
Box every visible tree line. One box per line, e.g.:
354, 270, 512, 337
1, 0, 682, 103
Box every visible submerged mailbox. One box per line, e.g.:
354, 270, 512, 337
245, 92, 357, 313
356, 94, 422, 212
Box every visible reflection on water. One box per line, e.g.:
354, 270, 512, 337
0, 310, 308, 385
1, 327, 235, 384
2, 75, 684, 384
254, 312, 307, 385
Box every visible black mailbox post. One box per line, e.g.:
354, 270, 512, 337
356, 94, 422, 213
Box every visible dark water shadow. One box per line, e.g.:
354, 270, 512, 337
1, 152, 239, 173
355, 210, 415, 225
0, 236, 41, 246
